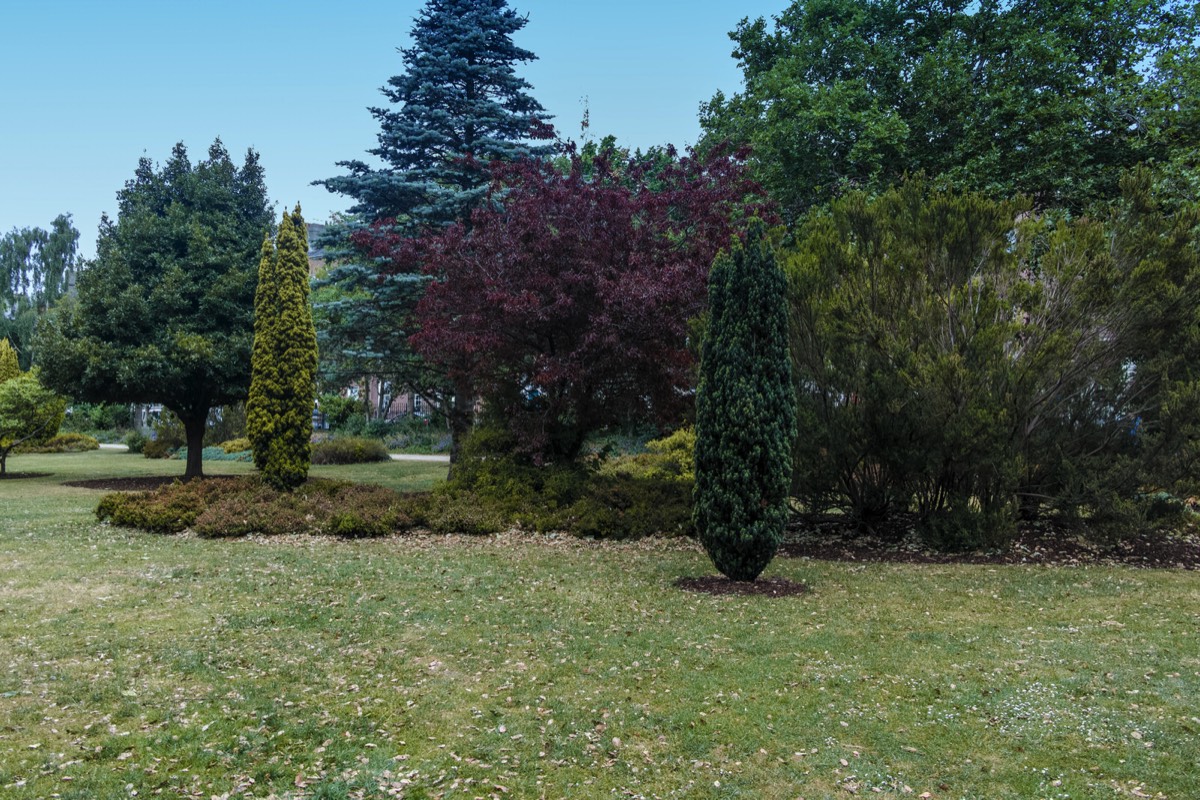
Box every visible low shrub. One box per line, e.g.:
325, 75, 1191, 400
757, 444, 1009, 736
415, 426, 694, 539
123, 430, 148, 454
218, 437, 251, 454
18, 432, 100, 453
141, 438, 175, 460
174, 445, 252, 462
97, 476, 415, 538
311, 437, 391, 465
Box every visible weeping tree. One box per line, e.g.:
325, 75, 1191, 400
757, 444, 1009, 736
247, 207, 319, 490
693, 225, 796, 581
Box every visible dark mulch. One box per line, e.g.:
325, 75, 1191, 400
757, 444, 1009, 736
0, 472, 52, 480
778, 513, 1200, 570
63, 475, 241, 492
675, 576, 810, 597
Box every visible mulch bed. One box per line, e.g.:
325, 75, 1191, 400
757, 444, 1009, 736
63, 475, 241, 492
778, 513, 1200, 570
674, 576, 809, 597
0, 472, 52, 481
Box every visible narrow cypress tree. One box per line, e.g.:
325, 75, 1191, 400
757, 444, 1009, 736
247, 208, 319, 490
0, 339, 18, 385
247, 234, 279, 472
693, 226, 796, 582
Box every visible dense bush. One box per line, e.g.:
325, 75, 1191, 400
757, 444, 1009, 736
123, 430, 148, 454
218, 437, 251, 454
141, 438, 175, 460
18, 432, 100, 453
317, 393, 366, 430
96, 476, 415, 538
786, 177, 1200, 548
311, 437, 391, 465
421, 426, 694, 539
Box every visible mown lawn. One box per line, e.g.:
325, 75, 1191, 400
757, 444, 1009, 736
1, 451, 1198, 799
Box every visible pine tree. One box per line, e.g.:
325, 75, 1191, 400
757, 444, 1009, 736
693, 226, 796, 582
316, 0, 552, 461
319, 0, 550, 226
248, 208, 319, 490
0, 339, 18, 385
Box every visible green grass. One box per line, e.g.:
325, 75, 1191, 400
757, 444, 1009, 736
1, 451, 1199, 798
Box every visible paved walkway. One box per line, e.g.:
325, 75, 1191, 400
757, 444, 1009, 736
389, 453, 451, 463
97, 441, 448, 463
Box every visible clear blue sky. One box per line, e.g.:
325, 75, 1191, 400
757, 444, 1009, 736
0, 0, 784, 258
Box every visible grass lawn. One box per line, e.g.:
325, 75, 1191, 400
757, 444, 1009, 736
1, 451, 1198, 799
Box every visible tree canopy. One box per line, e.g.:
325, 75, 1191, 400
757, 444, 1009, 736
701, 0, 1200, 219
385, 145, 763, 461
36, 140, 273, 479
1, 214, 80, 369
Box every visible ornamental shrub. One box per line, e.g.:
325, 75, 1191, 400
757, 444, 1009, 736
693, 226, 796, 581
18, 432, 99, 453
247, 208, 318, 489
310, 437, 391, 465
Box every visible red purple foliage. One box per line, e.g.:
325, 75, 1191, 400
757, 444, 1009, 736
356, 145, 769, 461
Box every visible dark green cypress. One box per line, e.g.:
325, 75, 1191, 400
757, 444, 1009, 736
248, 208, 319, 490
693, 225, 796, 582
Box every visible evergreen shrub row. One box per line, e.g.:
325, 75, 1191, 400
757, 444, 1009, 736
97, 476, 416, 538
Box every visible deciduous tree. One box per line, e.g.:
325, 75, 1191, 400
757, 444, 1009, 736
0, 371, 65, 476
397, 145, 763, 462
702, 0, 1200, 218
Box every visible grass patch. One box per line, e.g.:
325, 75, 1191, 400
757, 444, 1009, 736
0, 451, 1198, 797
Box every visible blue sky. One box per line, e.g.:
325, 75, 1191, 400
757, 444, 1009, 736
0, 0, 784, 258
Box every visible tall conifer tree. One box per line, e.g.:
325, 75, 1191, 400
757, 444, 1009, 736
316, 0, 551, 454
0, 339, 18, 385
248, 208, 319, 490
693, 226, 796, 582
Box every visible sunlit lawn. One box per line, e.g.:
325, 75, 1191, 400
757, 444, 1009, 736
1, 450, 1198, 799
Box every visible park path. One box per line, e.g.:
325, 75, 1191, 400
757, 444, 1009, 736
99, 443, 448, 463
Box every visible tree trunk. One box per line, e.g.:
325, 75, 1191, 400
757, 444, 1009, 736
181, 412, 207, 480
0, 449, 8, 476
446, 382, 474, 482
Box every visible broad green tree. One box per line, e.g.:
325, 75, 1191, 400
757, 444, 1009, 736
36, 140, 273, 479
693, 226, 796, 581
701, 0, 1200, 218
247, 207, 319, 490
0, 371, 66, 476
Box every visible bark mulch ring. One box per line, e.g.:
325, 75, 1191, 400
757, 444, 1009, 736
778, 513, 1200, 570
674, 576, 809, 597
63, 475, 241, 492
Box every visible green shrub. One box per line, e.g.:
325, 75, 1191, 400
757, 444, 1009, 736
61, 402, 131, 434
311, 437, 391, 465
414, 425, 693, 539
918, 504, 1015, 552
18, 432, 100, 453
175, 445, 252, 462
141, 437, 175, 459
218, 437, 251, 454
123, 430, 148, 454
318, 393, 366, 430
97, 476, 414, 538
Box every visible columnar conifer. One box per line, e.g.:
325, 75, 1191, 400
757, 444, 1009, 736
247, 207, 318, 490
0, 339, 18, 384
693, 226, 796, 582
